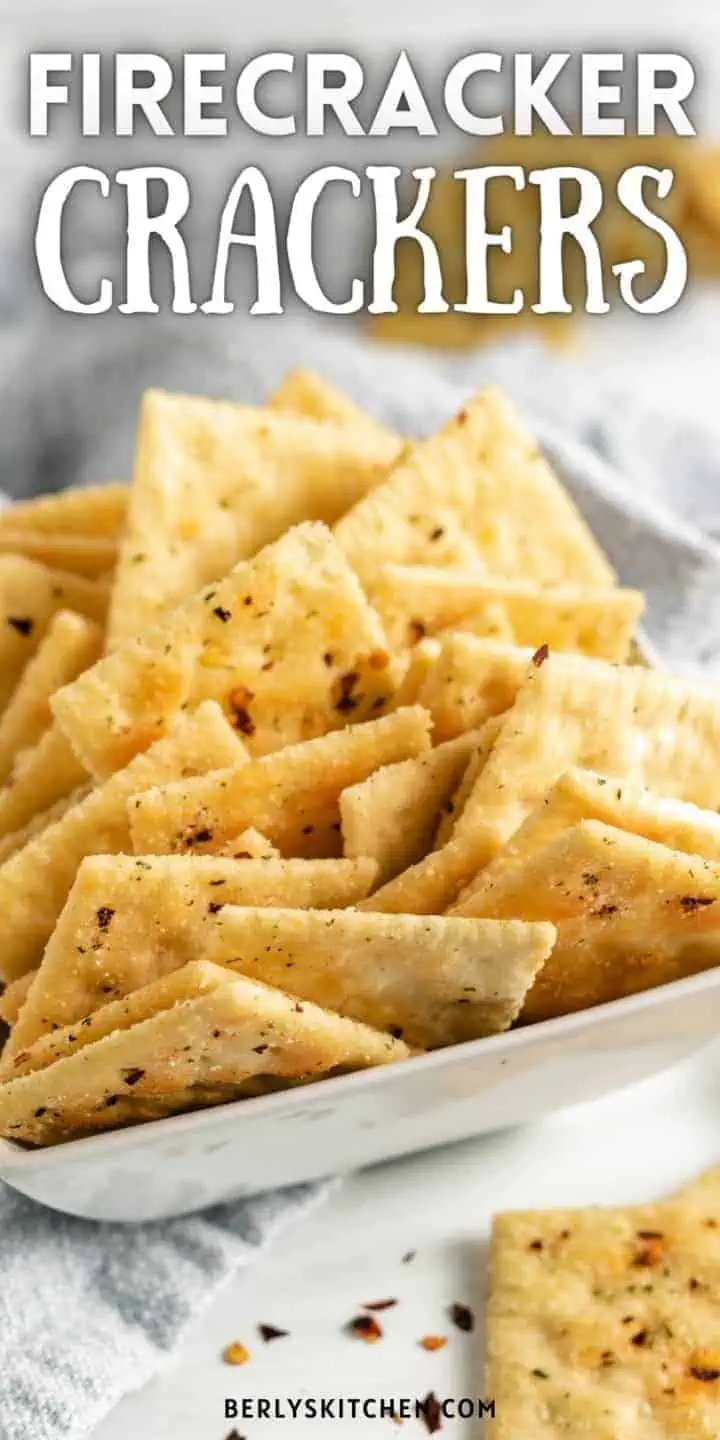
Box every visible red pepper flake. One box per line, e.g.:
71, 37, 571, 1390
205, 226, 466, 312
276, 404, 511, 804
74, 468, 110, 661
689, 1365, 720, 1382
224, 1432, 247, 1440
333, 671, 361, 713
633, 1231, 665, 1267
258, 1323, 289, 1343
456, 408, 469, 425
680, 895, 715, 912
122, 1068, 145, 1086
96, 906, 115, 931
228, 686, 256, 737
418, 1391, 443, 1433
448, 1302, 475, 1333
6, 616, 33, 635
630, 1330, 649, 1347
223, 1341, 250, 1366
362, 1299, 398, 1312
531, 643, 549, 667
419, 1335, 447, 1352
528, 1239, 544, 1252
213, 605, 232, 622
348, 1314, 383, 1343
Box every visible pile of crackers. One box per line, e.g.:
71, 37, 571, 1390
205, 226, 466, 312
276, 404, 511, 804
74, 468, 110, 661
0, 372, 719, 1149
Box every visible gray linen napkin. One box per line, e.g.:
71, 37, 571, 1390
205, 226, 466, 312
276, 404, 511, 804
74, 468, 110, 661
0, 314, 719, 1440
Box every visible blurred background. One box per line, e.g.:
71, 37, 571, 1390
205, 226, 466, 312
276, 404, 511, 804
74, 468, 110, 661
0, 0, 719, 498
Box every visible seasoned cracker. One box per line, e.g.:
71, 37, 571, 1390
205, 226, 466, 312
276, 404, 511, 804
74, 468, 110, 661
211, 906, 554, 1050
0, 724, 88, 841
54, 523, 400, 778
359, 826, 497, 916
340, 729, 482, 884
417, 634, 533, 742
372, 564, 643, 659
0, 483, 127, 538
456, 819, 720, 1022
0, 701, 245, 981
0, 530, 117, 580
487, 1167, 720, 1439
0, 556, 107, 711
335, 388, 614, 589
0, 971, 36, 1027
453, 652, 720, 856
271, 369, 399, 449
0, 964, 409, 1146
129, 706, 431, 859
0, 610, 101, 783
458, 767, 720, 910
108, 391, 398, 644
433, 715, 504, 846
1, 852, 378, 1072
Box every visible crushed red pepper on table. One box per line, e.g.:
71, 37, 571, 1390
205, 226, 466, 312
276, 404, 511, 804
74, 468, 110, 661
222, 1341, 250, 1366
258, 1323, 289, 1343
347, 1313, 383, 1342
419, 1335, 448, 1352
362, 1298, 398, 1311
419, 1391, 443, 1433
448, 1302, 475, 1333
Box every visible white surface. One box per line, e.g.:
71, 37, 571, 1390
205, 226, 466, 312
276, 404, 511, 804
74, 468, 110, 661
92, 1043, 720, 1440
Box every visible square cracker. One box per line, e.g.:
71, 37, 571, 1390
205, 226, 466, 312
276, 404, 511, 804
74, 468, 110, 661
452, 651, 720, 855
1, 851, 378, 1073
53, 522, 400, 779
434, 715, 505, 846
0, 724, 88, 842
416, 634, 534, 742
456, 818, 720, 1023
0, 786, 91, 867
389, 637, 442, 710
0, 963, 409, 1147
359, 825, 498, 917
6, 961, 235, 1076
129, 706, 431, 860
0, 610, 102, 785
0, 701, 245, 982
487, 1166, 720, 1440
0, 556, 107, 712
270, 369, 399, 449
458, 767, 720, 910
0, 971, 36, 1027
372, 564, 643, 659
210, 906, 554, 1050
108, 390, 399, 645
0, 483, 128, 539
334, 387, 614, 590
340, 729, 483, 884
0, 530, 117, 580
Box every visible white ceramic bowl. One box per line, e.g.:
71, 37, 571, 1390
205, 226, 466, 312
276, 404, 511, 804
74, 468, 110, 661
0, 422, 714, 1221
1, 970, 719, 1221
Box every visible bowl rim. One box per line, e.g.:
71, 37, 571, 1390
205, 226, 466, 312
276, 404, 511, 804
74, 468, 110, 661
2, 963, 719, 1172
